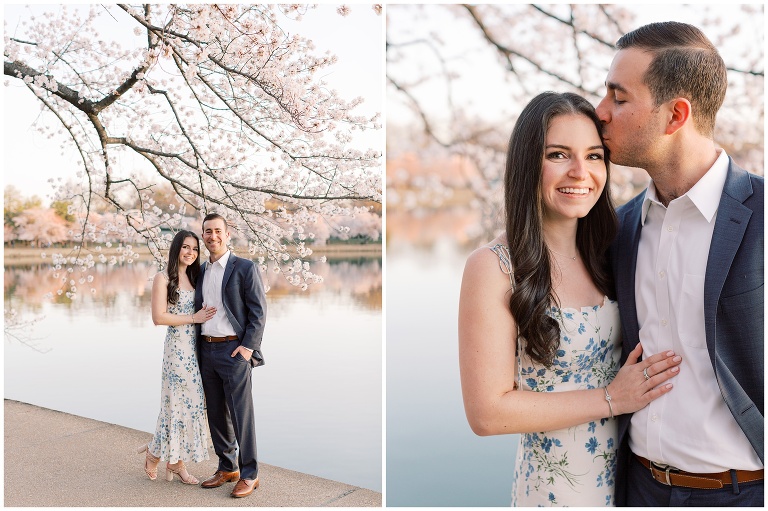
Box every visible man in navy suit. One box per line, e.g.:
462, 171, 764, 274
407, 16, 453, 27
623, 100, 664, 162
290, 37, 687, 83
597, 22, 763, 506
195, 212, 266, 498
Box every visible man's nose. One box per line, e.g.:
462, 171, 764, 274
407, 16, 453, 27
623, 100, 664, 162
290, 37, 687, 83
595, 95, 610, 123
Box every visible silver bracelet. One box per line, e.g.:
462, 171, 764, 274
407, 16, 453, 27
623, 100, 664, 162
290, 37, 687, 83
603, 386, 614, 419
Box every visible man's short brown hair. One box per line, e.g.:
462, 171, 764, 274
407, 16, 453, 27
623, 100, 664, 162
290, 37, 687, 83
202, 212, 229, 231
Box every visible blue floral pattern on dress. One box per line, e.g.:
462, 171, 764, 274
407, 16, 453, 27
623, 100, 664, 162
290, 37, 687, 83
148, 288, 211, 463
510, 300, 621, 507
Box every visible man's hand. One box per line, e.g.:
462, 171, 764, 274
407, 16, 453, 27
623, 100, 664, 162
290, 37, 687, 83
231, 345, 254, 361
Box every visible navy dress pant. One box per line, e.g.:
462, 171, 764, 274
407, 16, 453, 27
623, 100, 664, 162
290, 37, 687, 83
200, 339, 258, 480
627, 454, 763, 507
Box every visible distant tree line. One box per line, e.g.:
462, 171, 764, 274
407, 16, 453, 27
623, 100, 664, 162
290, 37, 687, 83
4, 184, 382, 249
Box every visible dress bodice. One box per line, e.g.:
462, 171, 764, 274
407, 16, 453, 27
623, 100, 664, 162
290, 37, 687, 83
167, 289, 195, 315
518, 299, 620, 393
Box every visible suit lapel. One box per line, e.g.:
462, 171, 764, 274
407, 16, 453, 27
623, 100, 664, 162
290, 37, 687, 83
617, 195, 645, 354
222, 253, 236, 294
704, 161, 753, 361
195, 261, 208, 308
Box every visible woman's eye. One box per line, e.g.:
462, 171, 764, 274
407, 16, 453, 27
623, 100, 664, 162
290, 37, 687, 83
547, 151, 566, 159
588, 153, 604, 160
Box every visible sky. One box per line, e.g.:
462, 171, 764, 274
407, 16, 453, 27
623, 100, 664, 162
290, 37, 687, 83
3, 4, 384, 200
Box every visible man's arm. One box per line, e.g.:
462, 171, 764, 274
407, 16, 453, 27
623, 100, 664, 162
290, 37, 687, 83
238, 260, 267, 365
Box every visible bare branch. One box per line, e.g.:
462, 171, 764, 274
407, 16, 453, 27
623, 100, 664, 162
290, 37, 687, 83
460, 5, 601, 96
530, 4, 616, 49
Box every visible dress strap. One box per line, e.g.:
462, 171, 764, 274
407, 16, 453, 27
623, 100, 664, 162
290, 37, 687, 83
488, 243, 522, 390
488, 244, 514, 288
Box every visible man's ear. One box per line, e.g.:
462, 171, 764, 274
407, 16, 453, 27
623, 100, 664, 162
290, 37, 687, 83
665, 98, 691, 135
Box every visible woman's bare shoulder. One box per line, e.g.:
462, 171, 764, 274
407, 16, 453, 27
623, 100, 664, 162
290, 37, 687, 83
462, 237, 512, 289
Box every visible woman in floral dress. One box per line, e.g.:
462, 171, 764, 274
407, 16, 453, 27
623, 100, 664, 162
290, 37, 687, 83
458, 92, 684, 506
139, 230, 217, 484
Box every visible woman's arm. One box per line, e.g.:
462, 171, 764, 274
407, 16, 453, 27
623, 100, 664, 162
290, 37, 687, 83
458, 247, 681, 436
150, 273, 215, 326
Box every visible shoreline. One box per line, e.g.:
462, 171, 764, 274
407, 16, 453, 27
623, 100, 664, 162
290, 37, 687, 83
3, 243, 382, 266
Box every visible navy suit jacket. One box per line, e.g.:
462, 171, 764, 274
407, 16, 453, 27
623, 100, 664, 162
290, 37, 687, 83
610, 159, 764, 505
195, 253, 267, 368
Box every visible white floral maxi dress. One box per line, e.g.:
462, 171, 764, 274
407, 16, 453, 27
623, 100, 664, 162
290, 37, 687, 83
489, 245, 621, 507
147, 288, 211, 463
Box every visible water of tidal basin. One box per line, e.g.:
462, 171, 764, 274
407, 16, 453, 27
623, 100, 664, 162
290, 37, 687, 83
387, 238, 519, 506
4, 256, 382, 492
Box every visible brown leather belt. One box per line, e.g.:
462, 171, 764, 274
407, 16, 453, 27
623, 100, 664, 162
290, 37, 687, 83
202, 335, 239, 343
635, 454, 764, 489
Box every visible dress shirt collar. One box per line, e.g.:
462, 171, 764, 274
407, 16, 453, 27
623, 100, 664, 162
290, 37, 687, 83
208, 249, 231, 270
641, 149, 729, 225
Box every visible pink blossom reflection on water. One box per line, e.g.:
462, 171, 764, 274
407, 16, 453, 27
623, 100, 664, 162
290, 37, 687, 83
4, 257, 381, 491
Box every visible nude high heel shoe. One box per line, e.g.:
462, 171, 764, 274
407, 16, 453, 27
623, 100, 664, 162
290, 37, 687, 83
138, 444, 160, 481
166, 461, 199, 485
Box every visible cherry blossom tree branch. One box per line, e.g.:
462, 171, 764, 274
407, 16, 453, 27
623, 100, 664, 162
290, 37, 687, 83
529, 4, 616, 49
5, 3, 382, 294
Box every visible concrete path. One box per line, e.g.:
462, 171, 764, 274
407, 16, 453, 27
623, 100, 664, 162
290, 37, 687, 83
4, 399, 381, 507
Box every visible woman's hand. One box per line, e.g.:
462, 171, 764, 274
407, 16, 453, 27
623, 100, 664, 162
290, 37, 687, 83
606, 343, 682, 416
192, 305, 217, 324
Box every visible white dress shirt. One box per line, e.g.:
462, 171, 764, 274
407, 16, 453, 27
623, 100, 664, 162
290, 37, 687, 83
201, 250, 237, 337
629, 149, 763, 472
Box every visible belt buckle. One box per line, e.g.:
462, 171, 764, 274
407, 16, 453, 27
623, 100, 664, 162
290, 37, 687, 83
650, 461, 680, 486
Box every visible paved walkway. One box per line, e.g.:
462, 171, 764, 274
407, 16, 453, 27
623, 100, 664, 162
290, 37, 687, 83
4, 399, 381, 507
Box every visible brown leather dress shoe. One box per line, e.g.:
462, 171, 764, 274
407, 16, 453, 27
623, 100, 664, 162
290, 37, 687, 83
231, 477, 260, 498
201, 470, 240, 488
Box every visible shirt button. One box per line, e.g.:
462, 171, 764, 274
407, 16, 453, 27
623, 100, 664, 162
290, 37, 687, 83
658, 271, 666, 279
652, 414, 659, 422
661, 319, 668, 327
667, 226, 674, 232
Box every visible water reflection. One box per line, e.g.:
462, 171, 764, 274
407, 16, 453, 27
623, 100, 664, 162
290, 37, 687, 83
5, 256, 382, 317
265, 258, 382, 311
386, 219, 518, 506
